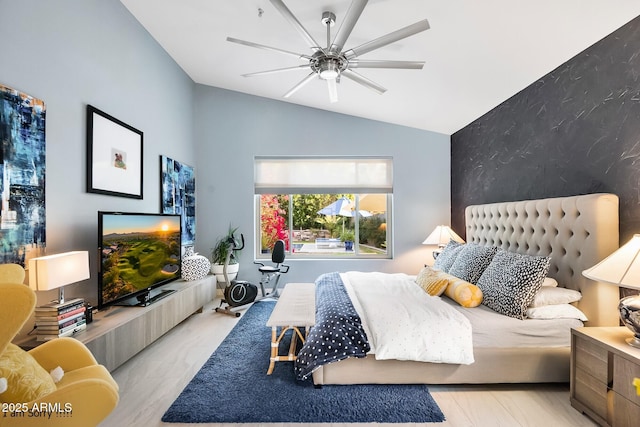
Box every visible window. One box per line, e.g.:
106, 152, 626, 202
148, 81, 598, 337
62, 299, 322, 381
255, 157, 392, 259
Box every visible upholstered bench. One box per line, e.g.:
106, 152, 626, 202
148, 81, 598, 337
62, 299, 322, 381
265, 282, 315, 375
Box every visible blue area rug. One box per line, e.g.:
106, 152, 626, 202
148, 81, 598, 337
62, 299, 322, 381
162, 300, 445, 423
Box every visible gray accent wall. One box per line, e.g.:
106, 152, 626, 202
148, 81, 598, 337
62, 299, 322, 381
451, 15, 640, 245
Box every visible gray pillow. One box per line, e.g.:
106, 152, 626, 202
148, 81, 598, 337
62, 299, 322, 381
433, 240, 464, 273
476, 249, 551, 319
448, 243, 498, 284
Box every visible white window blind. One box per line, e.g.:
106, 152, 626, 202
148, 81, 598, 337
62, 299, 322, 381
254, 156, 393, 194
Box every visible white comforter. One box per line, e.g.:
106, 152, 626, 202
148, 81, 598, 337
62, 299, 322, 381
341, 271, 474, 364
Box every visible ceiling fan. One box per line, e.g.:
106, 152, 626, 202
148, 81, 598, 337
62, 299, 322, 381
227, 0, 430, 103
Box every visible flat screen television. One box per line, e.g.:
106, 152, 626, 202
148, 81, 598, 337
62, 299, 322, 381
98, 211, 182, 309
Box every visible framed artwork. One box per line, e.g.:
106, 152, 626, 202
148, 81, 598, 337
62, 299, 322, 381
161, 155, 195, 245
0, 84, 46, 266
87, 105, 143, 199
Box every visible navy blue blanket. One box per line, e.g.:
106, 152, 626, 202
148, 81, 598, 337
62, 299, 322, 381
294, 272, 370, 381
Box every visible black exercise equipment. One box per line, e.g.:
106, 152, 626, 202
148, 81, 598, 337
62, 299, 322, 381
215, 233, 258, 317
254, 239, 290, 298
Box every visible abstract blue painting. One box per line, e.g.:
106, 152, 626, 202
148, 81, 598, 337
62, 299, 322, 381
161, 155, 195, 245
0, 84, 46, 266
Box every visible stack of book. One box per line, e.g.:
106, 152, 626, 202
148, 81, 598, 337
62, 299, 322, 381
34, 298, 87, 341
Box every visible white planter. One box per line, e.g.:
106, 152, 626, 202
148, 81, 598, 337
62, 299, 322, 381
210, 263, 239, 283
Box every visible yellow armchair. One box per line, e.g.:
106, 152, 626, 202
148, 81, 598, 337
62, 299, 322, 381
0, 265, 118, 427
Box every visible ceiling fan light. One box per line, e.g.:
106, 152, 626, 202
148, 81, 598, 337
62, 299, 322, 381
320, 69, 339, 80
319, 61, 339, 80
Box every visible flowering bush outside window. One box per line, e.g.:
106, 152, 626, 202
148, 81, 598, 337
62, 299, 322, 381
256, 193, 389, 259
260, 194, 289, 252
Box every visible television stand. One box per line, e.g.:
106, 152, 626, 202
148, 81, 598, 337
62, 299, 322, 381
79, 276, 215, 371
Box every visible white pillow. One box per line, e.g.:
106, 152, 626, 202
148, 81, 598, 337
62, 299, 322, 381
542, 277, 558, 287
529, 287, 582, 307
526, 304, 588, 321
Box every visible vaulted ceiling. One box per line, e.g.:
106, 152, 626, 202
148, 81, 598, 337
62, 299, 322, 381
120, 0, 640, 135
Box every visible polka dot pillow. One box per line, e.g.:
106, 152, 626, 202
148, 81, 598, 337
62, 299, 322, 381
433, 240, 464, 272
448, 243, 498, 284
476, 249, 550, 319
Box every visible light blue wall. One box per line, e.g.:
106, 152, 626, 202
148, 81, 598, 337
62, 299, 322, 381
0, 0, 451, 304
0, 0, 195, 304
193, 86, 450, 283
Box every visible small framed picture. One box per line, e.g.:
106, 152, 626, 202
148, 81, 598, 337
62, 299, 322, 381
87, 105, 143, 199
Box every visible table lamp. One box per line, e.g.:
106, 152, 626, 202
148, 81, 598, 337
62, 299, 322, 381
28, 251, 90, 304
422, 225, 465, 259
583, 234, 640, 348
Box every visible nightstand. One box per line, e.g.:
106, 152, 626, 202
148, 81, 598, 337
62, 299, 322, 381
571, 327, 640, 426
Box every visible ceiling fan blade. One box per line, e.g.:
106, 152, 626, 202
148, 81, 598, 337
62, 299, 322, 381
342, 69, 387, 94
227, 37, 312, 60
330, 0, 368, 54
348, 60, 425, 69
343, 19, 430, 59
284, 72, 317, 98
327, 78, 339, 103
242, 64, 311, 77
269, 0, 321, 51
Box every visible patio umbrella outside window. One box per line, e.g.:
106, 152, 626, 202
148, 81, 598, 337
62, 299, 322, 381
358, 194, 387, 213
317, 197, 372, 217
318, 197, 372, 236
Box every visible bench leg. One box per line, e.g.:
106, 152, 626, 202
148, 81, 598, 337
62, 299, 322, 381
267, 326, 278, 375
267, 325, 307, 375
288, 330, 298, 359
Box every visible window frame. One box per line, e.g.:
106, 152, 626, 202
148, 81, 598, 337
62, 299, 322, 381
254, 193, 393, 260
254, 156, 394, 260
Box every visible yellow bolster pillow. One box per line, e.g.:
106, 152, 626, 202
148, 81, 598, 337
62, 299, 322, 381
444, 275, 483, 308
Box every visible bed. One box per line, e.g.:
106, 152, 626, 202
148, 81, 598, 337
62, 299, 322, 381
305, 193, 620, 385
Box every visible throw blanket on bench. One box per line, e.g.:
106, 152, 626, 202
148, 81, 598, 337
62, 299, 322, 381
294, 272, 370, 381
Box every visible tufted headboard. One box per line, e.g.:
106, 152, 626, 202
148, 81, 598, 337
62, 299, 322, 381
465, 193, 620, 326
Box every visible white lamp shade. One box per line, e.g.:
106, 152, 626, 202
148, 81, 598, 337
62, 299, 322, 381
422, 225, 464, 246
28, 251, 90, 291
583, 234, 640, 290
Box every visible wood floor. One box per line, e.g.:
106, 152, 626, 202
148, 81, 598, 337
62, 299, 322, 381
99, 298, 597, 427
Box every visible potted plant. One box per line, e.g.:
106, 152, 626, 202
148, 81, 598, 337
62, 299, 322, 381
210, 226, 242, 283
340, 229, 355, 251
